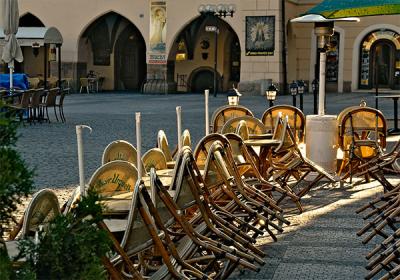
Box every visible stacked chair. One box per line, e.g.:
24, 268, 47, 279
6, 103, 345, 279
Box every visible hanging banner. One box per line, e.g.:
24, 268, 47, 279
149, 1, 167, 64
245, 16, 275, 56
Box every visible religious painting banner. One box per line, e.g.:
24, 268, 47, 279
245, 16, 275, 56
149, 1, 167, 64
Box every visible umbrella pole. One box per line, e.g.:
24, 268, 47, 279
135, 112, 142, 181
176, 106, 182, 153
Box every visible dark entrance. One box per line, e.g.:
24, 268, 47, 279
191, 69, 215, 93
114, 25, 146, 91
371, 40, 396, 88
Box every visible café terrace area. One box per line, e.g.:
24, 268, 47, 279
4, 91, 400, 279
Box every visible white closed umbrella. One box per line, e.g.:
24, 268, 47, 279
1, 0, 23, 91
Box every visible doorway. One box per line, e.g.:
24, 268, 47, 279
371, 40, 395, 88
114, 25, 146, 91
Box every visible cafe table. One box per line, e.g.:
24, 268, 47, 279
375, 95, 400, 135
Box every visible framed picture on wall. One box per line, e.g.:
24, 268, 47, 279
245, 16, 275, 56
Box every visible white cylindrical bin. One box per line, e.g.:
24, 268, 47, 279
306, 115, 338, 174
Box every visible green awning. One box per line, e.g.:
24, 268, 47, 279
306, 0, 400, 19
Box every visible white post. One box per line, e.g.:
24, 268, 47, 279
9, 60, 13, 92
76, 125, 92, 197
318, 52, 326, 116
205, 89, 209, 135
176, 106, 182, 153
136, 112, 142, 181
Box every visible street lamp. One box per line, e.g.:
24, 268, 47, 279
297, 80, 305, 111
266, 84, 277, 107
290, 81, 298, 107
312, 79, 319, 114
227, 86, 241, 105
199, 3, 236, 97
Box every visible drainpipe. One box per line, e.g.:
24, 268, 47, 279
281, 0, 288, 94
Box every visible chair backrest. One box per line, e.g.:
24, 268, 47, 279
157, 130, 173, 161
28, 77, 40, 89
339, 106, 387, 150
102, 140, 145, 175
142, 148, 167, 172
45, 88, 58, 106
193, 133, 231, 170
21, 189, 60, 237
210, 105, 253, 133
221, 115, 267, 135
272, 113, 296, 153
169, 147, 197, 209
88, 160, 138, 198
30, 89, 43, 107
235, 120, 249, 140
80, 78, 89, 87
20, 90, 32, 108
261, 105, 305, 142
181, 129, 191, 148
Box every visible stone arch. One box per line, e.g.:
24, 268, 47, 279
351, 24, 400, 91
167, 15, 241, 93
77, 11, 146, 91
19, 12, 45, 27
188, 66, 222, 93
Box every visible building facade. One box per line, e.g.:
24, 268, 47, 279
1, 0, 400, 94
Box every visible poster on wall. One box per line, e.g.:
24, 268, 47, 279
149, 1, 167, 64
245, 16, 275, 56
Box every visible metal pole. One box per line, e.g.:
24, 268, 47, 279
205, 89, 209, 135
318, 51, 327, 115
135, 113, 142, 181
269, 100, 274, 107
314, 49, 321, 114
57, 44, 62, 88
176, 106, 182, 153
300, 93, 304, 111
214, 17, 218, 97
44, 44, 48, 89
375, 52, 379, 109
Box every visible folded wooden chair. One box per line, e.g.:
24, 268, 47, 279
355, 140, 400, 192
261, 105, 305, 144
220, 115, 268, 136
181, 129, 191, 148
267, 116, 336, 200
5, 189, 60, 266
197, 139, 289, 241
225, 133, 303, 213
102, 139, 146, 176
210, 105, 253, 133
148, 166, 262, 279
142, 148, 167, 173
157, 130, 176, 168
164, 148, 266, 260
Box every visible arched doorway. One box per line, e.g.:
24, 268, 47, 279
371, 40, 396, 88
114, 25, 146, 90
359, 29, 400, 89
78, 12, 146, 91
168, 16, 241, 93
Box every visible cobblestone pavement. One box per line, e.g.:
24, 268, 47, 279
15, 91, 397, 189
229, 177, 400, 280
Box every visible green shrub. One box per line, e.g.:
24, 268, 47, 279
17, 190, 112, 280
0, 101, 34, 237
